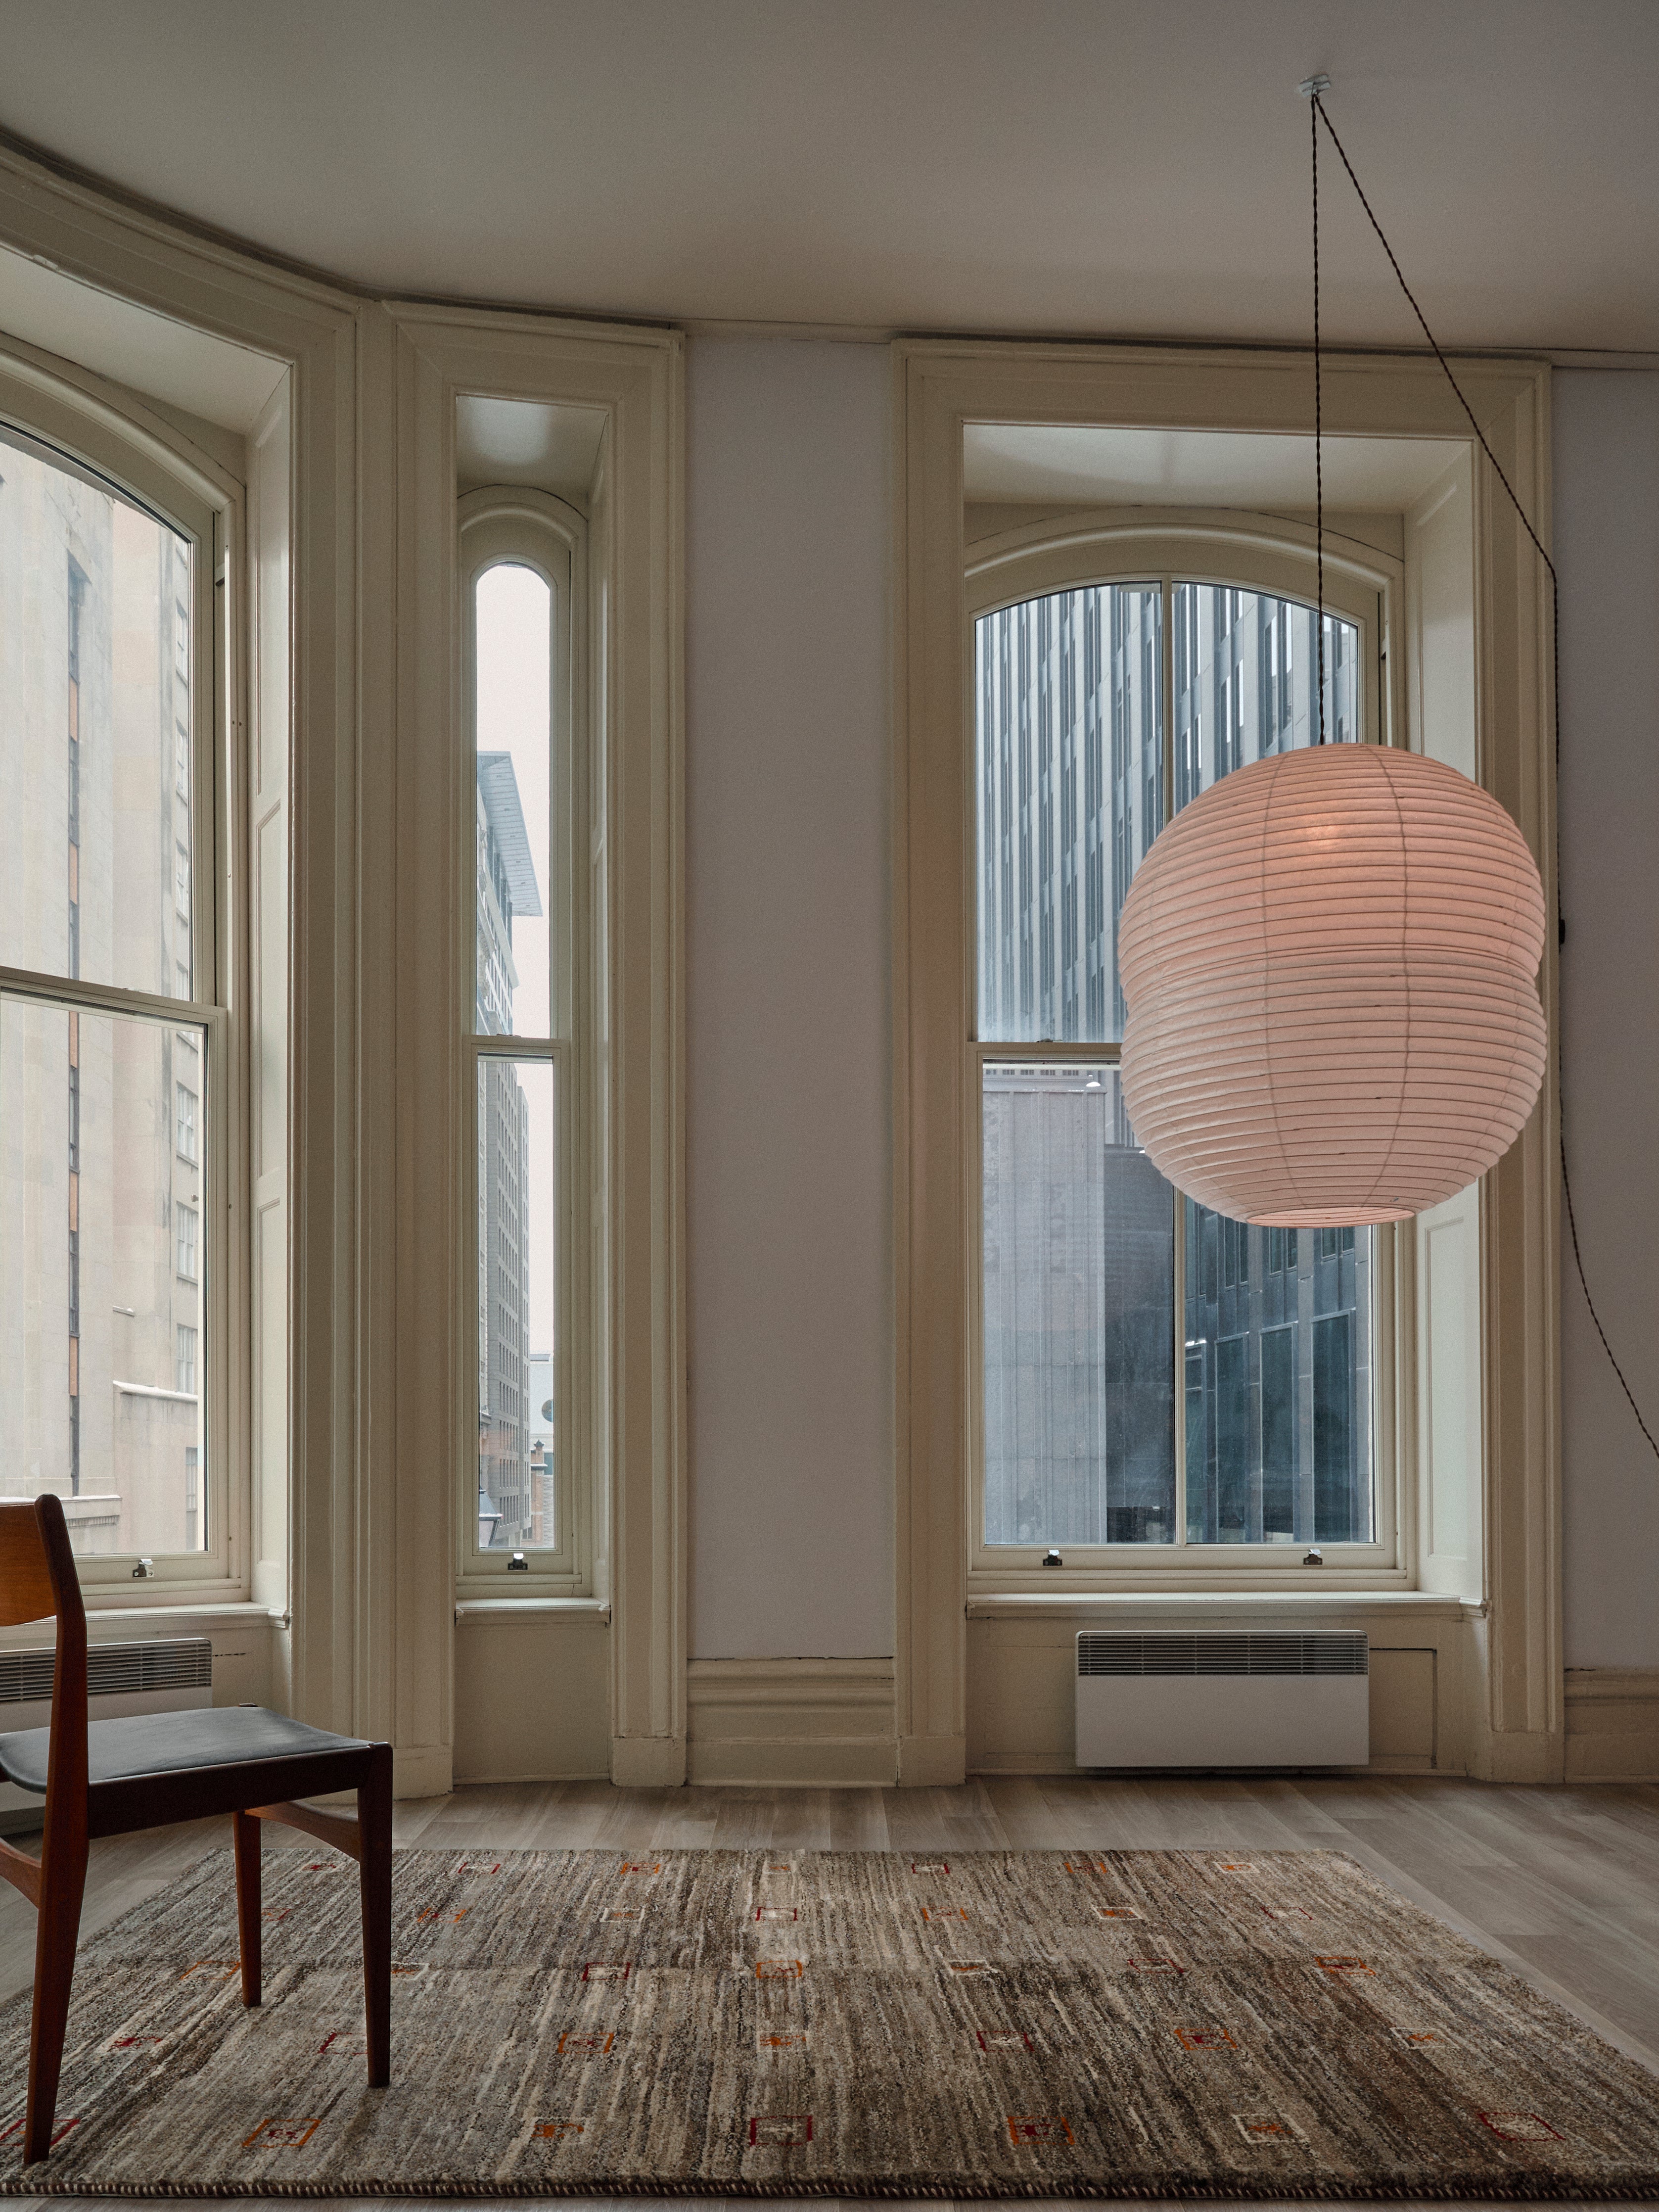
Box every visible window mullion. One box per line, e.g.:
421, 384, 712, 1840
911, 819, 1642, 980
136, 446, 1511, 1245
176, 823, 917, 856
1159, 574, 1186, 1552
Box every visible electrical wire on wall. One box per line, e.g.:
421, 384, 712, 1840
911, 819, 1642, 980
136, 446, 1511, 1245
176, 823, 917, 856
1298, 75, 1659, 1465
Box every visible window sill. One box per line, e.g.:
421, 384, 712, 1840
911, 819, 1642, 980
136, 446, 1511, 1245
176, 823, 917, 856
454, 1597, 610, 1623
0, 1599, 284, 1652
967, 1590, 1480, 1621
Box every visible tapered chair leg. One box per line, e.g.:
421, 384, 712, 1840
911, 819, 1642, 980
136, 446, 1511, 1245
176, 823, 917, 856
233, 1809, 263, 2006
358, 1742, 392, 2087
24, 1840, 88, 2166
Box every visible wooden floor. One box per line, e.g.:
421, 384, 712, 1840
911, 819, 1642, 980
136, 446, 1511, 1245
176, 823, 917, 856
2, 1773, 1656, 2209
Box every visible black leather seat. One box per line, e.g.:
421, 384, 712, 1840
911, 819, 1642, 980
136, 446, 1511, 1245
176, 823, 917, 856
0, 1706, 370, 1794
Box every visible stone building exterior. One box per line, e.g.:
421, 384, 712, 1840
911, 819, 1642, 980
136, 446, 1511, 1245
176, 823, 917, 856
0, 440, 200, 1555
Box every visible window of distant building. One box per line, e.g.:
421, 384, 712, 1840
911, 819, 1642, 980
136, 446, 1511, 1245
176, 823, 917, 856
0, 384, 223, 1571
459, 487, 590, 1590
176, 1082, 198, 1163
967, 541, 1396, 1578
175, 1202, 198, 1283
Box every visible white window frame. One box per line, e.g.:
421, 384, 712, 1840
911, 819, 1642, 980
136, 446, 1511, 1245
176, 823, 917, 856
0, 347, 244, 1600
964, 517, 1406, 1591
456, 487, 592, 1594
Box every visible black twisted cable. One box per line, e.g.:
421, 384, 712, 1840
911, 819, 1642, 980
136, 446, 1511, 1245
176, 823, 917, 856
1311, 86, 1326, 744
1308, 87, 1659, 1465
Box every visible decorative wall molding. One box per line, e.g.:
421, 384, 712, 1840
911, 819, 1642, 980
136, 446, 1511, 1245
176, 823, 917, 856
1564, 1668, 1659, 1781
687, 1658, 896, 1786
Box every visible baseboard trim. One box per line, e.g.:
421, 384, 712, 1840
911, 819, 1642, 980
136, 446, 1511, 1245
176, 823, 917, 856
687, 1659, 896, 1787
393, 1743, 454, 1800
1565, 1667, 1659, 1781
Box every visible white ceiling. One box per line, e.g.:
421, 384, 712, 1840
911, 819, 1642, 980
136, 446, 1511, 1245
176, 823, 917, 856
964, 424, 1463, 511
0, 0, 1655, 351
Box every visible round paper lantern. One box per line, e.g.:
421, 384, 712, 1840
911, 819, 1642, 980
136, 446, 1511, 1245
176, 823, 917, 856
1117, 744, 1547, 1225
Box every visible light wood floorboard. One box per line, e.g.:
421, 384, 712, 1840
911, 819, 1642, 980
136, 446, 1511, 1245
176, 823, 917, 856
0, 1775, 1654, 2209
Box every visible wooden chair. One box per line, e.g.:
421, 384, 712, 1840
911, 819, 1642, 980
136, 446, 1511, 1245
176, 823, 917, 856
0, 1494, 392, 2165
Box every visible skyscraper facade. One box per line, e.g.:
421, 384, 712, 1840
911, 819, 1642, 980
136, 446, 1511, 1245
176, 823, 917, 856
977, 579, 1371, 1551
0, 441, 203, 1555
474, 753, 539, 1550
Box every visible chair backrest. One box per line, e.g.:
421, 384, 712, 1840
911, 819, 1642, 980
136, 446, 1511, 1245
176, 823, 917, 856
0, 1500, 88, 1840
0, 1501, 71, 1629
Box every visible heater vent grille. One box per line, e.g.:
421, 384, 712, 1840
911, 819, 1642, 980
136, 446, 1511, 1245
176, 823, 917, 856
0, 1638, 213, 1706
1077, 1632, 1368, 1679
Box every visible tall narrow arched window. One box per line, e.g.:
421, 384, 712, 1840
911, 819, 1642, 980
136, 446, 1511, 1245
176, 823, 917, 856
460, 489, 591, 1588
968, 528, 1395, 1574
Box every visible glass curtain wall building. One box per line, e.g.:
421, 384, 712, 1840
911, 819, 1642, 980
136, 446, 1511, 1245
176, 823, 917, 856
977, 581, 1371, 1551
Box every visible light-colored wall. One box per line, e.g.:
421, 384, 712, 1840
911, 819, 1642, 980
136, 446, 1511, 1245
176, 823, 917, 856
685, 336, 893, 1660
1554, 369, 1659, 1670
681, 343, 1659, 1685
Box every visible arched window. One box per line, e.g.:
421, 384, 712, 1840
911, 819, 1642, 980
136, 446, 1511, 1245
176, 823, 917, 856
0, 383, 229, 1580
459, 489, 591, 1587
965, 519, 1397, 1572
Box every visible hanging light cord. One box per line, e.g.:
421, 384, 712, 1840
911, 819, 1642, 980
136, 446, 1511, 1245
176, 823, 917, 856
1311, 89, 1326, 744
1305, 84, 1659, 1466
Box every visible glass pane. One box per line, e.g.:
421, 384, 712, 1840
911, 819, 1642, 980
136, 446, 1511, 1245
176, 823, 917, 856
0, 994, 207, 1555
477, 1056, 556, 1551
1183, 1205, 1372, 1543
1173, 583, 1360, 808
0, 444, 194, 998
975, 585, 1161, 1045
982, 1064, 1174, 1545
474, 564, 551, 1038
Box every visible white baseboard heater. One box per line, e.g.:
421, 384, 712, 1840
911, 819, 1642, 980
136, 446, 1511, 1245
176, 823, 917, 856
1076, 1630, 1369, 1769
0, 1637, 213, 1832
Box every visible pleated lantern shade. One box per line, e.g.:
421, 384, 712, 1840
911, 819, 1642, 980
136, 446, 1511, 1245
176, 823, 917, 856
1117, 744, 1547, 1225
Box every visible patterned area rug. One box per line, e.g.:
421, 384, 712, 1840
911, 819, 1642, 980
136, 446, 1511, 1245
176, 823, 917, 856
0, 1845, 1656, 2197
